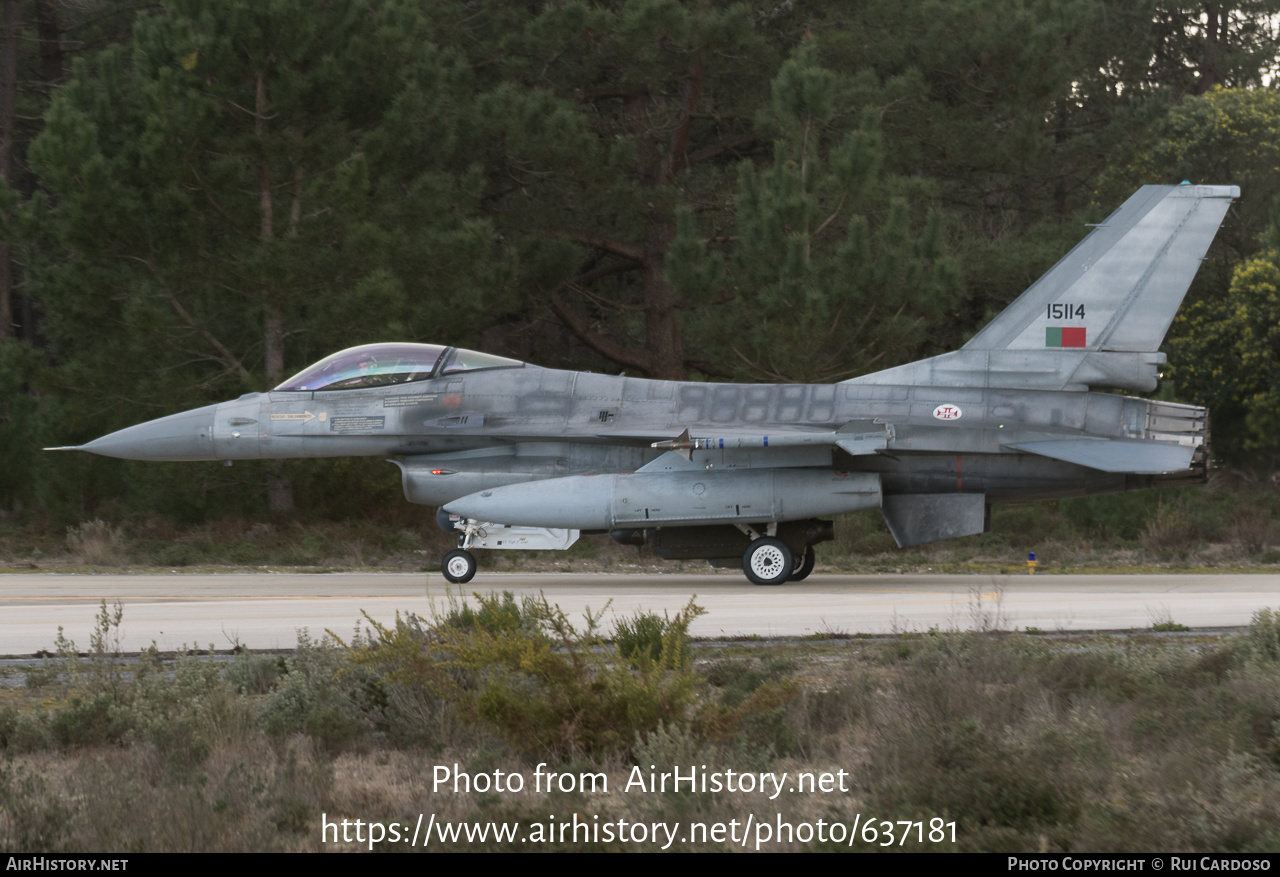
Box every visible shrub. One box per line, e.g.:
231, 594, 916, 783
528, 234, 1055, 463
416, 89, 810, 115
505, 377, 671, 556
1246, 608, 1280, 664
633, 720, 714, 769
65, 519, 125, 564
1233, 506, 1274, 555
126, 650, 250, 765
345, 594, 705, 759
225, 652, 286, 695
613, 608, 698, 669
0, 762, 68, 851
441, 590, 533, 635
259, 630, 374, 750
49, 692, 129, 748
1141, 500, 1194, 553
0, 703, 52, 753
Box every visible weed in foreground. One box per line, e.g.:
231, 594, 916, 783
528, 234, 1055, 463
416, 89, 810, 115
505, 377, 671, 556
64, 520, 125, 564
1245, 607, 1280, 665
259, 630, 374, 751
342, 593, 706, 760
613, 607, 700, 669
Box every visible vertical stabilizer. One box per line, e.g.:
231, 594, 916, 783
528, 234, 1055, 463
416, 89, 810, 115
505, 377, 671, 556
846, 184, 1238, 392
962, 184, 1238, 354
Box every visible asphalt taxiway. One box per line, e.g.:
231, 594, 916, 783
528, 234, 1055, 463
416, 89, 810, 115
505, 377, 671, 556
2, 571, 1279, 654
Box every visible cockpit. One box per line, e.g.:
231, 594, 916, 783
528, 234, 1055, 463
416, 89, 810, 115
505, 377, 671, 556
274, 343, 524, 392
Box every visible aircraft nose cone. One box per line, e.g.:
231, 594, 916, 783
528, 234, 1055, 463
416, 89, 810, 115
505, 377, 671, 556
78, 404, 219, 461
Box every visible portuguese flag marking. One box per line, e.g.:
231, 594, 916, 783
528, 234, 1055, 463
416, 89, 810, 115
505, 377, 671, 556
1046, 327, 1087, 348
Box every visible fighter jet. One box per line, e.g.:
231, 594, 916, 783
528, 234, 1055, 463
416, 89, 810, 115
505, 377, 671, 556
55, 184, 1236, 584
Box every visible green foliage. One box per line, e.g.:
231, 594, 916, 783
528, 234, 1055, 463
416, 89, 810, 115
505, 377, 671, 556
65, 519, 125, 564
0, 342, 47, 515
0, 762, 69, 852
702, 656, 797, 708
442, 590, 533, 635
446, 593, 702, 758
346, 594, 705, 759
686, 40, 961, 382
1119, 87, 1280, 260
224, 652, 287, 695
1168, 246, 1280, 464
1246, 608, 1280, 664
695, 656, 804, 766
259, 630, 374, 750
1118, 90, 1280, 465
43, 600, 129, 702
31, 601, 250, 761
18, 0, 508, 516
123, 650, 249, 765
0, 704, 43, 753
633, 720, 714, 771
17, 598, 1280, 850
858, 629, 1280, 851
612, 607, 699, 670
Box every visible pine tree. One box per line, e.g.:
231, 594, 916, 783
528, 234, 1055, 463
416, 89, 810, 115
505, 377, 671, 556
25, 0, 503, 513
670, 40, 960, 382
461, 0, 772, 379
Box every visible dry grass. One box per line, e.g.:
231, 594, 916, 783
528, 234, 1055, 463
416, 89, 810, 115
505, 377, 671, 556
8, 603, 1280, 852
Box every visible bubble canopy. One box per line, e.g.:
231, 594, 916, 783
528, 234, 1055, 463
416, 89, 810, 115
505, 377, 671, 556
274, 343, 523, 392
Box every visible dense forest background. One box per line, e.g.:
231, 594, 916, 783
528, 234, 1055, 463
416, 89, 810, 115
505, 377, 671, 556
3, 0, 1280, 532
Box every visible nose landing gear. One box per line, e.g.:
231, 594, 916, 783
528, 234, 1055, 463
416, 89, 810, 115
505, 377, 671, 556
436, 516, 581, 582
441, 517, 482, 584
441, 548, 477, 584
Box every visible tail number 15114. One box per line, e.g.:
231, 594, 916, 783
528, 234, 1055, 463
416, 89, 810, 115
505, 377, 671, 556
1047, 303, 1085, 320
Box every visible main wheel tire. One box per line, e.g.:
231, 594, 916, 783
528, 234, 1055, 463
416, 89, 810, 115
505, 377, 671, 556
742, 537, 793, 586
790, 545, 816, 581
441, 549, 477, 584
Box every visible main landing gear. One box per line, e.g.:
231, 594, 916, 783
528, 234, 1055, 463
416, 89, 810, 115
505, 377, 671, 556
737, 522, 817, 585
742, 537, 792, 586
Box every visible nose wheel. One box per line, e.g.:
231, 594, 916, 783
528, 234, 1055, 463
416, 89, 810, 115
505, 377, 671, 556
743, 537, 793, 586
441, 549, 477, 584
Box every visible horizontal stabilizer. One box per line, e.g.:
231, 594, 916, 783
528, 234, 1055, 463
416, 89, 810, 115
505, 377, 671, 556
1008, 439, 1193, 474
881, 493, 986, 548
